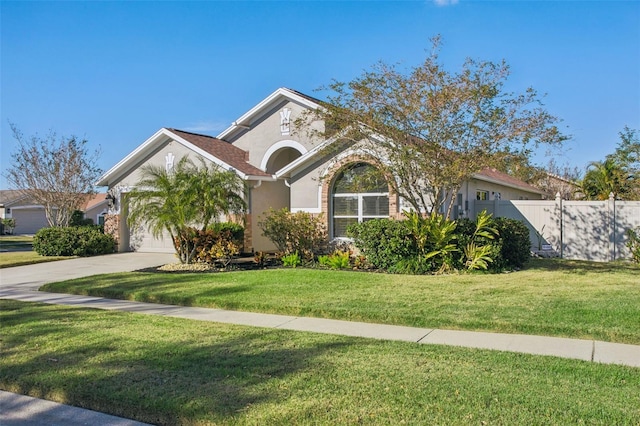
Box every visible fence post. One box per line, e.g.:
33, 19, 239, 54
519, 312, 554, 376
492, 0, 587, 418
556, 192, 563, 258
609, 192, 615, 261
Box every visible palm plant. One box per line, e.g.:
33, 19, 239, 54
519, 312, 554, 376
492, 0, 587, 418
127, 157, 246, 263
578, 158, 631, 200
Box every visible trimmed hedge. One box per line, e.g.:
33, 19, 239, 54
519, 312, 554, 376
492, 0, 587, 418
347, 219, 417, 271
33, 226, 116, 257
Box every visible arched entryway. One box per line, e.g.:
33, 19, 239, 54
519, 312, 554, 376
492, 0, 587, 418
330, 162, 390, 238
260, 140, 306, 174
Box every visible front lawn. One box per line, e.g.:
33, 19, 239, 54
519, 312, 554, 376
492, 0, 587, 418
0, 251, 73, 268
1, 300, 638, 425
41, 258, 640, 344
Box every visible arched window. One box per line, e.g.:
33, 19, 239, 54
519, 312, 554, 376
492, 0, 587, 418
332, 163, 389, 238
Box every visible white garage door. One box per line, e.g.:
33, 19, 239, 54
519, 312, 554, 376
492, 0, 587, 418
11, 208, 49, 234
130, 225, 176, 253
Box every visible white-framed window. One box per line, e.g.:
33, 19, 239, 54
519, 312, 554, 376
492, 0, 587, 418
332, 163, 389, 238
476, 190, 489, 201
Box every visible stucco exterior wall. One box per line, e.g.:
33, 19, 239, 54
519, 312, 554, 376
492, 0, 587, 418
463, 178, 545, 203
112, 139, 198, 189
85, 203, 108, 225
249, 180, 289, 252
227, 100, 324, 171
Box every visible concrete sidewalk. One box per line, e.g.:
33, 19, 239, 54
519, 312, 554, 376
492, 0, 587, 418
2, 285, 640, 367
1, 252, 639, 368
1, 253, 639, 425
0, 391, 152, 426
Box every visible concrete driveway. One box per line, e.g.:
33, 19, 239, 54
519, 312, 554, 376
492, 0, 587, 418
0, 252, 176, 291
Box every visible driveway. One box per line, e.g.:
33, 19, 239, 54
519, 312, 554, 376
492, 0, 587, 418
0, 252, 176, 291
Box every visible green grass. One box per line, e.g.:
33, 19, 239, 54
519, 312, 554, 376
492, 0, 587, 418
0, 235, 74, 267
0, 251, 73, 268
42, 258, 640, 344
1, 300, 638, 425
0, 235, 33, 250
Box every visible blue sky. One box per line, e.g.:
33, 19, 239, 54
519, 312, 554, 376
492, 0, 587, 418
1, 1, 639, 188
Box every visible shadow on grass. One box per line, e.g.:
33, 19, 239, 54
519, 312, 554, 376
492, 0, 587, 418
41, 272, 252, 307
523, 257, 640, 274
0, 300, 350, 425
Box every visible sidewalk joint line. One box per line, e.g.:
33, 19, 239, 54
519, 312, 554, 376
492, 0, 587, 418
416, 329, 435, 343
591, 341, 595, 362
274, 317, 299, 329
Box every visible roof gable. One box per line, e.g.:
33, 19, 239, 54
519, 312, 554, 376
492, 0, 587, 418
96, 128, 272, 187
217, 87, 321, 141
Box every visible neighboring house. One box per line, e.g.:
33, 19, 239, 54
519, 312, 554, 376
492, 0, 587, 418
97, 88, 548, 253
0, 190, 49, 235
83, 193, 109, 226
534, 172, 582, 200
0, 190, 109, 234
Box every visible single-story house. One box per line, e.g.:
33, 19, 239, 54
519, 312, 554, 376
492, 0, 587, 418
97, 88, 548, 253
0, 190, 109, 234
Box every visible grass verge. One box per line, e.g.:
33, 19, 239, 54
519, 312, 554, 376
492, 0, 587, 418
41, 258, 640, 344
1, 300, 639, 425
0, 251, 73, 268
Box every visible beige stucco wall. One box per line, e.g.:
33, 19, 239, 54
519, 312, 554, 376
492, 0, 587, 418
85, 203, 108, 224
112, 139, 198, 188
249, 180, 289, 252
228, 100, 324, 171
462, 178, 545, 202
250, 181, 289, 251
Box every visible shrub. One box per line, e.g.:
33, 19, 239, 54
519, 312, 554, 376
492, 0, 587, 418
258, 209, 328, 260
626, 227, 640, 264
33, 226, 116, 257
347, 218, 416, 271
493, 217, 531, 269
404, 211, 459, 274
2, 218, 16, 234
192, 224, 243, 266
318, 250, 351, 269
208, 222, 244, 248
281, 252, 301, 268
389, 256, 434, 275
69, 210, 94, 227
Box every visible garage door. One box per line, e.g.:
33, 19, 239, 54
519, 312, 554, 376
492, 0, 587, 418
129, 225, 176, 253
11, 208, 49, 234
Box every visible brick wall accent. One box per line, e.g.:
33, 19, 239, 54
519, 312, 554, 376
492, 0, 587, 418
103, 214, 120, 250
320, 156, 400, 229
243, 213, 253, 253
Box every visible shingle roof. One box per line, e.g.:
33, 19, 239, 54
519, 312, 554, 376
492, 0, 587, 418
0, 190, 30, 206
83, 193, 108, 210
475, 167, 547, 195
167, 128, 272, 178
281, 87, 325, 105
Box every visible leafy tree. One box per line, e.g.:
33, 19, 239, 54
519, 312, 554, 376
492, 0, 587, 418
308, 37, 568, 216
577, 127, 639, 201
607, 126, 639, 199
127, 156, 246, 263
535, 158, 582, 200
4, 124, 102, 227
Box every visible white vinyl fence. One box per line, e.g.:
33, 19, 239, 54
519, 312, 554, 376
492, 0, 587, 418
474, 194, 640, 262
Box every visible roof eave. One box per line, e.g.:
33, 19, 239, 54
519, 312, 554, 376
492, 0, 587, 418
472, 173, 548, 196
96, 128, 170, 187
